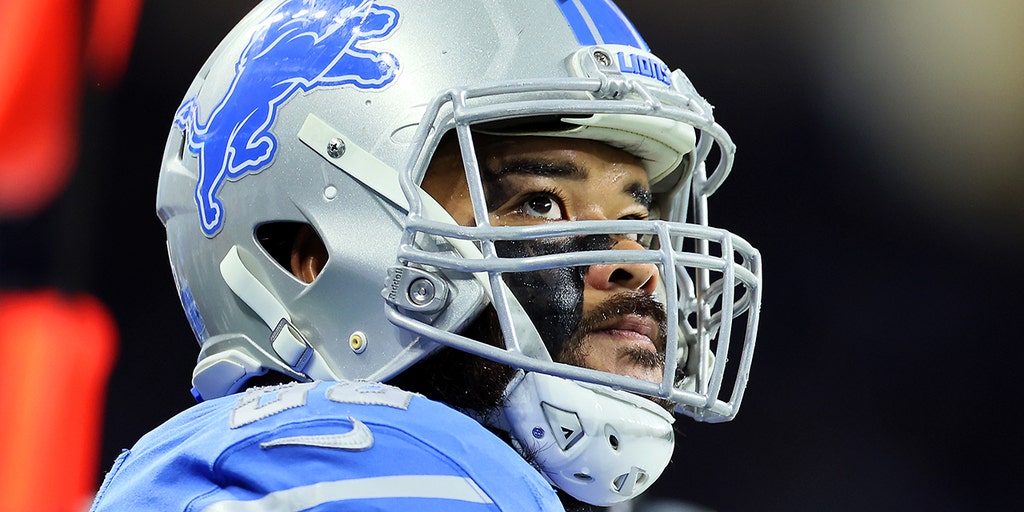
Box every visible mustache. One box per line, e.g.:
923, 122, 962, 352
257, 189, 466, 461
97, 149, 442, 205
557, 291, 668, 367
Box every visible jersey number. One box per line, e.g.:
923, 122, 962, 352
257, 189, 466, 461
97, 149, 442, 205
230, 381, 412, 428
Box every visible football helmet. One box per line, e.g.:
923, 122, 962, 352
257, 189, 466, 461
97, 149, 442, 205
158, 0, 761, 505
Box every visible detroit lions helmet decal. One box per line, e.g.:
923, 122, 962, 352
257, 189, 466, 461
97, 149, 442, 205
173, 0, 400, 237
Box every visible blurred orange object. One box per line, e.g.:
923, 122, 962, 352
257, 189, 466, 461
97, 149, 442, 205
0, 0, 82, 218
0, 292, 119, 512
0, 0, 142, 217
86, 0, 144, 87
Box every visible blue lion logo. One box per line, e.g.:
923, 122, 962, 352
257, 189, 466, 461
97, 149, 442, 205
173, 0, 400, 236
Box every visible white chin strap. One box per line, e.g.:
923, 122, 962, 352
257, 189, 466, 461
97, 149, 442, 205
499, 371, 675, 506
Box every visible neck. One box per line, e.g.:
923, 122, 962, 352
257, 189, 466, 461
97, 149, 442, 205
558, 490, 613, 512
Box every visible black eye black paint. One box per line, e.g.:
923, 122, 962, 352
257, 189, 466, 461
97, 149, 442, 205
495, 235, 615, 356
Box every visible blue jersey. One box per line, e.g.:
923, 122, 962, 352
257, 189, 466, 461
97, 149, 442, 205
90, 380, 564, 511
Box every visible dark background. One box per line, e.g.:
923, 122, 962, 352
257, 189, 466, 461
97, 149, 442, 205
5, 1, 1023, 510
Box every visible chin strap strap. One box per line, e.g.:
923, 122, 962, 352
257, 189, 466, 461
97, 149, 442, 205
219, 245, 315, 373
191, 245, 339, 401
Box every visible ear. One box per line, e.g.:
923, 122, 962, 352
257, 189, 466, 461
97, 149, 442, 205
289, 225, 327, 284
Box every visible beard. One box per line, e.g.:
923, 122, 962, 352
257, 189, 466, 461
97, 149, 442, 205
393, 291, 673, 418
392, 235, 673, 414
388, 306, 516, 415
556, 291, 676, 413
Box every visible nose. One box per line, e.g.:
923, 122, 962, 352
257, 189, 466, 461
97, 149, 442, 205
584, 237, 659, 295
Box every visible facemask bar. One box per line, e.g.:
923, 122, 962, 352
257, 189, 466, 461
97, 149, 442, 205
390, 75, 761, 422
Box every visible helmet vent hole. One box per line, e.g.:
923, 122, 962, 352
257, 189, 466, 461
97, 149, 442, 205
176, 129, 187, 161
256, 222, 328, 282
612, 469, 649, 493
573, 473, 593, 482
604, 424, 621, 451
613, 473, 627, 490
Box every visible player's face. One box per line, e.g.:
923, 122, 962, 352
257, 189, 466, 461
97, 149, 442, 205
423, 135, 667, 385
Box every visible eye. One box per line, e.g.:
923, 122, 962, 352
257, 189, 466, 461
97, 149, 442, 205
522, 193, 564, 220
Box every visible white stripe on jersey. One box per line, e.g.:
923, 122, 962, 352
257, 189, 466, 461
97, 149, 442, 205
201, 474, 495, 511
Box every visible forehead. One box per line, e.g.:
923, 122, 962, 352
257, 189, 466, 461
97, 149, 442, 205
472, 135, 649, 182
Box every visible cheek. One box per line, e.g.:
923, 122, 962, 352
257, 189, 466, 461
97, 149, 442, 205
494, 235, 614, 355
495, 239, 584, 356
435, 185, 475, 226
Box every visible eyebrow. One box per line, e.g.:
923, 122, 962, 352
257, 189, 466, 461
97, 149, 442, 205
627, 182, 653, 209
492, 158, 587, 180
481, 159, 581, 209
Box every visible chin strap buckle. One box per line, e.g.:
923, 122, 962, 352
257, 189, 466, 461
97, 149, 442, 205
270, 318, 313, 372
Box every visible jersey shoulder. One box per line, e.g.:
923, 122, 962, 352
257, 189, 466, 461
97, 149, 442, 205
90, 380, 563, 512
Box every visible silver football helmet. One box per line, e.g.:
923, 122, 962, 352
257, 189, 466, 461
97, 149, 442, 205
158, 0, 761, 505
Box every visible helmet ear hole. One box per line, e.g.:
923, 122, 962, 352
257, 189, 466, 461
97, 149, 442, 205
255, 222, 328, 283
